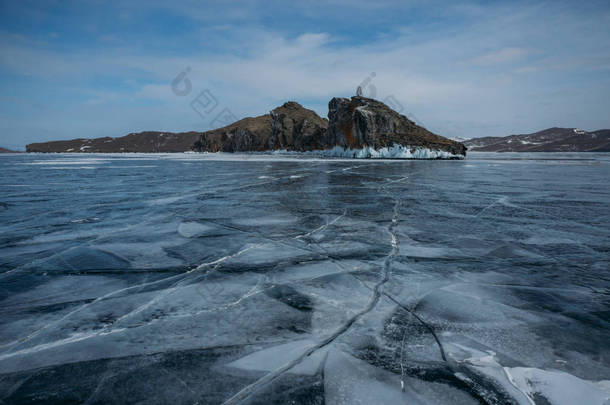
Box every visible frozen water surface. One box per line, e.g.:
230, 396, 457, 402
0, 152, 609, 404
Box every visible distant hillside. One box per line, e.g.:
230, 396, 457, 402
0, 147, 21, 153
26, 131, 201, 153
464, 127, 610, 152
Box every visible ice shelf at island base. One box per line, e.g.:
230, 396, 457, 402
271, 144, 465, 159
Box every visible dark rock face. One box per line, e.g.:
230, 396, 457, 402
327, 96, 466, 156
194, 116, 272, 152
26, 132, 201, 153
194, 102, 328, 152
464, 127, 610, 152
269, 102, 329, 151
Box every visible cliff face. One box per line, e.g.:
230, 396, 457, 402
26, 132, 201, 153
194, 102, 328, 152
464, 128, 610, 152
269, 102, 329, 151
193, 116, 272, 152
327, 96, 466, 157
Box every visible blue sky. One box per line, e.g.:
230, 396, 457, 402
1, 0, 609, 149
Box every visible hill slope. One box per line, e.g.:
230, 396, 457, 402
464, 128, 610, 152
26, 132, 201, 153
193, 101, 329, 152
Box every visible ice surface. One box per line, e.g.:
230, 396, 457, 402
0, 152, 608, 404
506, 367, 610, 405
444, 342, 610, 405
323, 349, 477, 405
178, 221, 216, 238
227, 339, 328, 375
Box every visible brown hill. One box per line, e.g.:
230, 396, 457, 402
193, 101, 328, 152
26, 132, 201, 153
464, 127, 610, 152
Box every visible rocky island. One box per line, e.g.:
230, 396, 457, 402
26, 96, 466, 159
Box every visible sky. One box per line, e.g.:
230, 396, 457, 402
0, 0, 609, 150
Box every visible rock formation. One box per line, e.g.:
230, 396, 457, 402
326, 96, 466, 158
194, 98, 465, 158
193, 116, 272, 152
193, 102, 328, 152
269, 101, 329, 151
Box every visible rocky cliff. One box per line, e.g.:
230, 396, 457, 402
269, 102, 329, 151
193, 102, 328, 152
464, 127, 610, 152
193, 115, 272, 152
326, 96, 466, 158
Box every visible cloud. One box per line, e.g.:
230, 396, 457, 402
295, 32, 331, 47
469, 47, 532, 66
136, 84, 176, 101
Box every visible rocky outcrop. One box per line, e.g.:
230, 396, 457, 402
327, 96, 466, 158
269, 102, 329, 151
194, 102, 328, 152
194, 98, 464, 158
26, 132, 201, 153
193, 116, 272, 152
0, 147, 20, 153
464, 127, 610, 152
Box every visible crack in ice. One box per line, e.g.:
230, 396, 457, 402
220, 176, 403, 405
294, 209, 346, 240
0, 244, 263, 354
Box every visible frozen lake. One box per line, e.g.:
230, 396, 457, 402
1, 152, 609, 404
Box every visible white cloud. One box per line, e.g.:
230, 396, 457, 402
135, 84, 177, 101
469, 47, 532, 66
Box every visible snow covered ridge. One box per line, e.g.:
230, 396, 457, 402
271, 144, 465, 159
